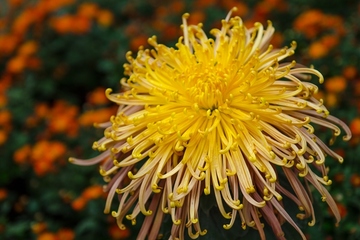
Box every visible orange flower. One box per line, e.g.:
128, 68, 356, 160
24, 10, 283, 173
31, 141, 66, 176
108, 224, 131, 240
26, 57, 42, 70
87, 87, 108, 105
8, 0, 23, 7
13, 144, 31, 164
0, 110, 11, 126
0, 34, 19, 55
96, 9, 114, 27
325, 93, 338, 108
0, 95, 6, 107
323, 15, 345, 36
79, 107, 116, 126
194, 0, 216, 8
129, 35, 148, 51
221, 1, 249, 16
49, 114, 72, 133
12, 10, 34, 35
51, 14, 91, 35
6, 56, 27, 73
321, 34, 339, 49
187, 11, 205, 25
343, 66, 357, 80
350, 174, 360, 187
269, 32, 284, 48
349, 118, 360, 136
40, 0, 75, 13
77, 3, 99, 19
31, 222, 47, 234
18, 40, 38, 56
0, 129, 7, 145
82, 185, 104, 200
71, 197, 87, 211
33, 161, 54, 176
0, 188, 8, 201
333, 173, 344, 183
72, 16, 91, 34
293, 10, 324, 38
308, 41, 328, 59
325, 76, 346, 93
57, 228, 75, 240
169, 1, 185, 14
51, 15, 73, 34
37, 232, 57, 240
48, 101, 79, 135
47, 141, 67, 160
162, 24, 180, 41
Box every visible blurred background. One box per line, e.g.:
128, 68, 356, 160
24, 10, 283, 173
0, 0, 359, 239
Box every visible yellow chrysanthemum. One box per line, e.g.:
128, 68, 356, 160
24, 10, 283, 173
70, 8, 351, 240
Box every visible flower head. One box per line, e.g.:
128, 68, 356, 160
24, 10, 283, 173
70, 7, 351, 240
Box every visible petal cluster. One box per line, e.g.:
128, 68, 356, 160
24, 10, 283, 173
70, 7, 351, 240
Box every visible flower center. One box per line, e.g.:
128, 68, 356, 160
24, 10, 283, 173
182, 62, 229, 111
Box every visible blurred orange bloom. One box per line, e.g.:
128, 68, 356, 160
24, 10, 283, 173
195, 0, 216, 8
87, 87, 108, 105
325, 76, 347, 93
325, 93, 338, 108
71, 196, 86, 211
221, 1, 248, 16
323, 15, 345, 36
343, 66, 357, 80
40, 0, 75, 13
35, 103, 49, 118
0, 110, 11, 126
51, 15, 73, 34
51, 14, 91, 34
96, 10, 114, 27
13, 144, 31, 164
12, 9, 34, 35
31, 140, 67, 176
0, 129, 7, 145
79, 107, 116, 126
108, 224, 131, 240
350, 118, 360, 136
269, 32, 284, 48
187, 11, 205, 25
72, 16, 92, 34
37, 232, 57, 240
169, 1, 185, 14
0, 34, 19, 56
48, 101, 79, 136
57, 228, 75, 240
26, 57, 42, 70
321, 34, 339, 49
0, 188, 8, 201
294, 10, 325, 38
77, 2, 99, 19
82, 185, 104, 200
308, 41, 328, 59
18, 40, 38, 56
8, 0, 23, 7
31, 222, 47, 234
6, 56, 27, 73
129, 35, 148, 51
350, 174, 360, 187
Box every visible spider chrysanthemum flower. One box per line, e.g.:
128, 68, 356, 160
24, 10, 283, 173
70, 8, 351, 240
